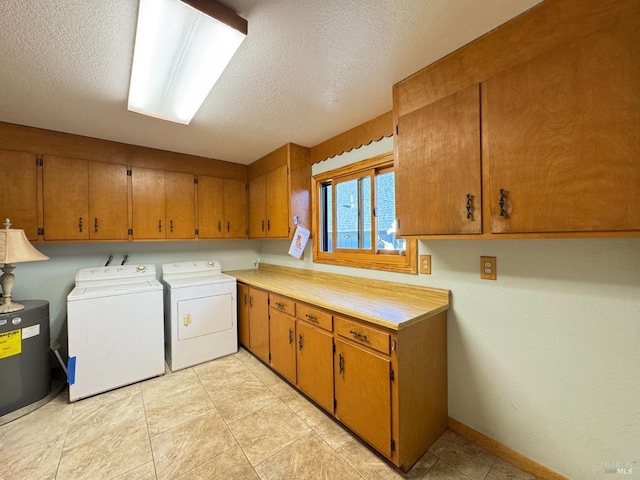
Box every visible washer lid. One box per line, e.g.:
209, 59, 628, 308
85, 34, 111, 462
161, 260, 222, 280
68, 279, 162, 301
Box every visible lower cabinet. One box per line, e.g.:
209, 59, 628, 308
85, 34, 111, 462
268, 308, 297, 384
296, 316, 334, 413
334, 338, 392, 457
245, 286, 270, 364
236, 282, 447, 472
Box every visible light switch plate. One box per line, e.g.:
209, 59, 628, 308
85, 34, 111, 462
480, 256, 497, 280
419, 255, 431, 274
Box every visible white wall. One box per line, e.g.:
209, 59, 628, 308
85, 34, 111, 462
256, 140, 640, 480
14, 240, 260, 357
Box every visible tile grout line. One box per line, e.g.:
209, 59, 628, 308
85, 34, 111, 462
139, 382, 159, 480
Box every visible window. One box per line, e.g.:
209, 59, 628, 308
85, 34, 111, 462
312, 152, 416, 273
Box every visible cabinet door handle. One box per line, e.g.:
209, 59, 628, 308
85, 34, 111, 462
338, 353, 344, 374
218, 221, 222, 233
158, 219, 162, 232
94, 217, 98, 233
267, 219, 270, 231
298, 334, 303, 350
349, 329, 368, 342
227, 221, 230, 232
261, 220, 265, 231
305, 314, 318, 323
249, 295, 253, 308
243, 294, 247, 306
466, 193, 472, 220
78, 217, 83, 233
288, 329, 293, 344
170, 220, 174, 233
499, 189, 506, 217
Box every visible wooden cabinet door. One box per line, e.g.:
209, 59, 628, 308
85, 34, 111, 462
334, 338, 392, 457
0, 150, 38, 240
224, 178, 247, 238
396, 84, 481, 235
237, 283, 250, 348
197, 175, 224, 239
88, 161, 128, 240
166, 171, 195, 239
296, 320, 334, 412
266, 165, 289, 238
132, 167, 165, 239
43, 155, 89, 240
248, 175, 266, 238
483, 16, 640, 233
248, 287, 270, 363
269, 309, 296, 383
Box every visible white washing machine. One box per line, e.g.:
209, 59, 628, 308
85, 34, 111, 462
66, 264, 164, 402
162, 260, 237, 372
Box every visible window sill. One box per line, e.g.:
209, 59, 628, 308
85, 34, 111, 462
313, 242, 417, 274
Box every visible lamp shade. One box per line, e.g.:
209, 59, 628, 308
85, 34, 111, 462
0, 228, 49, 264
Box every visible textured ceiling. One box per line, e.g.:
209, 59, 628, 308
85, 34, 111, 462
0, 0, 543, 165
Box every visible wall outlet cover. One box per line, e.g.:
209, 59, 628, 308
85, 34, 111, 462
420, 255, 431, 274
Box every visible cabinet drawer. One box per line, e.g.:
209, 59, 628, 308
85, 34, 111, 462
297, 303, 333, 332
335, 316, 390, 355
269, 293, 296, 316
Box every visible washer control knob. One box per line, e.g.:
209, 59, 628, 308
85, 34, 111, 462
137, 265, 146, 272
207, 261, 214, 267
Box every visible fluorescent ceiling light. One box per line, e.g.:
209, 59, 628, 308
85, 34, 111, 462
128, 0, 247, 125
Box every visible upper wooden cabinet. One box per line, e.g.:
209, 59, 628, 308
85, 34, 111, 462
393, 0, 640, 238
483, 13, 640, 234
198, 176, 247, 239
0, 149, 38, 240
131, 167, 195, 240
248, 143, 311, 239
396, 84, 481, 235
43, 155, 128, 241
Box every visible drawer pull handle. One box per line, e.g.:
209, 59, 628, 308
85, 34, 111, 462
338, 354, 344, 374
275, 302, 286, 310
298, 334, 303, 350
305, 314, 318, 322
349, 329, 368, 342
288, 328, 293, 344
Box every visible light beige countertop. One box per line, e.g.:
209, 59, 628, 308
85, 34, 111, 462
226, 264, 450, 331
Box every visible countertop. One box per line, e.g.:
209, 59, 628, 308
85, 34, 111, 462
226, 264, 450, 331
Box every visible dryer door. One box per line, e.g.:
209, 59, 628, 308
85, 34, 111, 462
177, 293, 233, 341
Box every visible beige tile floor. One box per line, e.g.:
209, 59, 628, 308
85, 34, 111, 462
0, 348, 537, 480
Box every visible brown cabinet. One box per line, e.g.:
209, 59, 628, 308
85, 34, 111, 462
237, 283, 250, 348
268, 307, 297, 384
43, 155, 128, 240
296, 314, 334, 412
334, 337, 392, 457
236, 277, 448, 472
131, 167, 195, 239
483, 14, 640, 234
0, 149, 38, 240
248, 287, 269, 363
248, 143, 311, 239
396, 84, 481, 235
198, 176, 247, 239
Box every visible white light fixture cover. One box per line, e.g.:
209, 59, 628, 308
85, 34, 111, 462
128, 0, 247, 125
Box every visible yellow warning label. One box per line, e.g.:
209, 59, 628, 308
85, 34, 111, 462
0, 329, 22, 359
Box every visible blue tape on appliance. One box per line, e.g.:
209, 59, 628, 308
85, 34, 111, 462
67, 356, 76, 385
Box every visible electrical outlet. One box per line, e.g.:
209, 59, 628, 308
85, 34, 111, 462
419, 255, 431, 274
480, 256, 497, 280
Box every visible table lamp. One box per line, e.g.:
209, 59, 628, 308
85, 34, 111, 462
0, 218, 49, 313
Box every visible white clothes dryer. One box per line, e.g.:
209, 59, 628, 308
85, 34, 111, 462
162, 260, 237, 372
67, 264, 164, 402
